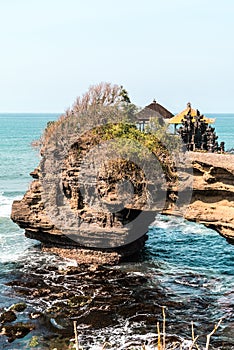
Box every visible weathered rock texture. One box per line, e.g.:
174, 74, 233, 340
11, 125, 177, 261
184, 152, 234, 242
11, 140, 234, 261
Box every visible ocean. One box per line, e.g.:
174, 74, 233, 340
0, 113, 234, 349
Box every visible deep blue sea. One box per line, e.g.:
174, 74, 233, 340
0, 113, 234, 349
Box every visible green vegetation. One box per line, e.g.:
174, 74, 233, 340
91, 122, 177, 182
38, 82, 178, 156
28, 335, 39, 348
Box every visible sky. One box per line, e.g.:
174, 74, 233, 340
0, 0, 233, 113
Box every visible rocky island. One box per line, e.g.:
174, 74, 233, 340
11, 84, 234, 263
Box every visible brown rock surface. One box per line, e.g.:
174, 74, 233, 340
11, 149, 234, 261
11, 124, 177, 261
184, 152, 234, 242
42, 247, 121, 265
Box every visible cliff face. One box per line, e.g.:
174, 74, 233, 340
11, 125, 177, 260
11, 166, 153, 260
11, 147, 234, 259
183, 152, 234, 242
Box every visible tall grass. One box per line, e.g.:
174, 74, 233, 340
71, 307, 222, 350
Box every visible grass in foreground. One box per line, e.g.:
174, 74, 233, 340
67, 307, 222, 350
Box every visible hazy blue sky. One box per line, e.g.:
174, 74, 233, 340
0, 0, 233, 113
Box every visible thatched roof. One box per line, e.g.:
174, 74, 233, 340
137, 100, 174, 121
168, 103, 215, 124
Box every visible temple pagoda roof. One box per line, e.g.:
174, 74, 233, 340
137, 99, 173, 121
168, 103, 215, 124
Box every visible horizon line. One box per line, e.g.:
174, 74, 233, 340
0, 111, 62, 114
0, 111, 234, 115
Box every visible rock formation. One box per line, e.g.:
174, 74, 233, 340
11, 123, 178, 262
163, 152, 234, 242
11, 120, 234, 261
184, 152, 234, 243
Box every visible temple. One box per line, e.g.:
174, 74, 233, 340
168, 103, 225, 152
136, 99, 173, 131
136, 100, 224, 153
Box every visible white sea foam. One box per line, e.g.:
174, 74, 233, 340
0, 232, 39, 264
151, 214, 215, 236
150, 214, 186, 230
0, 192, 29, 263
0, 192, 22, 218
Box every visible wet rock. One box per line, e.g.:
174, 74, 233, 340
78, 309, 116, 328
0, 310, 17, 324
29, 312, 43, 320
43, 335, 71, 350
42, 247, 121, 265
9, 302, 27, 312
48, 317, 74, 336
4, 257, 229, 349
32, 288, 51, 297
68, 295, 92, 308
0, 322, 35, 342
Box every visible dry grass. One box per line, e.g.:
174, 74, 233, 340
36, 82, 130, 153
71, 307, 222, 350
73, 320, 79, 350
155, 307, 222, 350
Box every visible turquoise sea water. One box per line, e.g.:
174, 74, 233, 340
207, 114, 234, 151
0, 113, 234, 349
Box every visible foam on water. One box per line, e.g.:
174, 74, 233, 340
0, 190, 37, 263
150, 214, 215, 235
0, 222, 35, 264
0, 192, 22, 218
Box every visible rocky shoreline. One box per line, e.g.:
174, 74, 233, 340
1, 254, 229, 349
